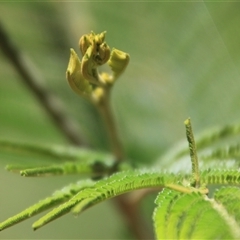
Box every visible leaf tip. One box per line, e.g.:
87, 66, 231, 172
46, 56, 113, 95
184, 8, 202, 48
32, 222, 40, 231
20, 170, 28, 177
184, 118, 190, 126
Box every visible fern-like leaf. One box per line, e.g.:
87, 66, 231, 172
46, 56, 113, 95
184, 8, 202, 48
0, 139, 113, 163
1, 140, 132, 177
153, 189, 236, 239
202, 143, 240, 161
214, 187, 240, 226
200, 169, 240, 185
153, 188, 182, 239
0, 139, 83, 160
18, 161, 110, 177
31, 169, 190, 230
0, 180, 94, 231
159, 121, 240, 169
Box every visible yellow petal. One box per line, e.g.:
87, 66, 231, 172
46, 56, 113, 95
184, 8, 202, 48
107, 48, 130, 80
66, 48, 92, 96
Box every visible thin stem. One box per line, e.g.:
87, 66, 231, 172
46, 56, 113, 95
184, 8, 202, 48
166, 183, 208, 194
114, 194, 154, 240
184, 118, 200, 188
96, 90, 124, 162
0, 22, 86, 146
94, 86, 153, 239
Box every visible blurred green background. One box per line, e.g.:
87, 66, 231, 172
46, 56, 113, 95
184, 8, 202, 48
1, 2, 240, 239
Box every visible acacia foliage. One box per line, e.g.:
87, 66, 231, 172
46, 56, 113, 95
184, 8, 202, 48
1, 120, 240, 239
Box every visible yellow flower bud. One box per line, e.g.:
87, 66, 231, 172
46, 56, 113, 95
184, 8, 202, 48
66, 48, 92, 96
107, 48, 130, 80
79, 31, 110, 66
94, 31, 106, 45
79, 35, 90, 56
68, 31, 128, 95
95, 42, 111, 65
81, 45, 100, 86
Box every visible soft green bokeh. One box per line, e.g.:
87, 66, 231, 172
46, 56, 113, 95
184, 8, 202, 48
1, 2, 240, 239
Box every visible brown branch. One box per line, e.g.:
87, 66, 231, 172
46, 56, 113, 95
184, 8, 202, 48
114, 194, 154, 240
115, 188, 162, 239
128, 187, 163, 207
0, 21, 86, 146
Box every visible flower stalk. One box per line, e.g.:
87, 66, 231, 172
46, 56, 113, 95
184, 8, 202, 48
66, 31, 129, 163
95, 89, 124, 162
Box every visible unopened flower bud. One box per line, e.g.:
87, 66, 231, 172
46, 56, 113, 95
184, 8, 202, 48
95, 42, 111, 65
66, 48, 92, 96
94, 31, 106, 45
79, 35, 91, 56
79, 31, 110, 66
81, 46, 100, 86
108, 48, 130, 80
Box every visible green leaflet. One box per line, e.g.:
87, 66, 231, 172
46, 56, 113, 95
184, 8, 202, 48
189, 122, 240, 159
0, 179, 94, 231
5, 159, 113, 177
18, 161, 109, 177
6, 158, 131, 177
0, 139, 82, 160
214, 187, 240, 225
200, 169, 240, 185
178, 194, 209, 238
166, 192, 202, 239
3, 166, 237, 232
31, 169, 186, 230
196, 123, 240, 150
189, 199, 233, 239
2, 123, 240, 236
0, 139, 113, 163
153, 190, 234, 239
202, 143, 240, 161
159, 121, 240, 169
2, 140, 132, 177
153, 188, 182, 239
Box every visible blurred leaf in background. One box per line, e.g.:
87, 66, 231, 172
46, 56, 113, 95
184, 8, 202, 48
0, 2, 240, 239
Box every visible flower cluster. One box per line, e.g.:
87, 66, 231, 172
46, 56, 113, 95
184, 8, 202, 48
66, 31, 130, 101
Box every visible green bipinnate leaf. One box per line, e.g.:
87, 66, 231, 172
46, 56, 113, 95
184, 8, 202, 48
2, 118, 240, 235
0, 180, 94, 231
153, 189, 237, 239
214, 187, 240, 226
0, 139, 110, 162
200, 169, 240, 185
202, 143, 240, 161
159, 121, 240, 169
0, 139, 130, 177
153, 188, 182, 239
18, 161, 108, 177
31, 169, 188, 230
